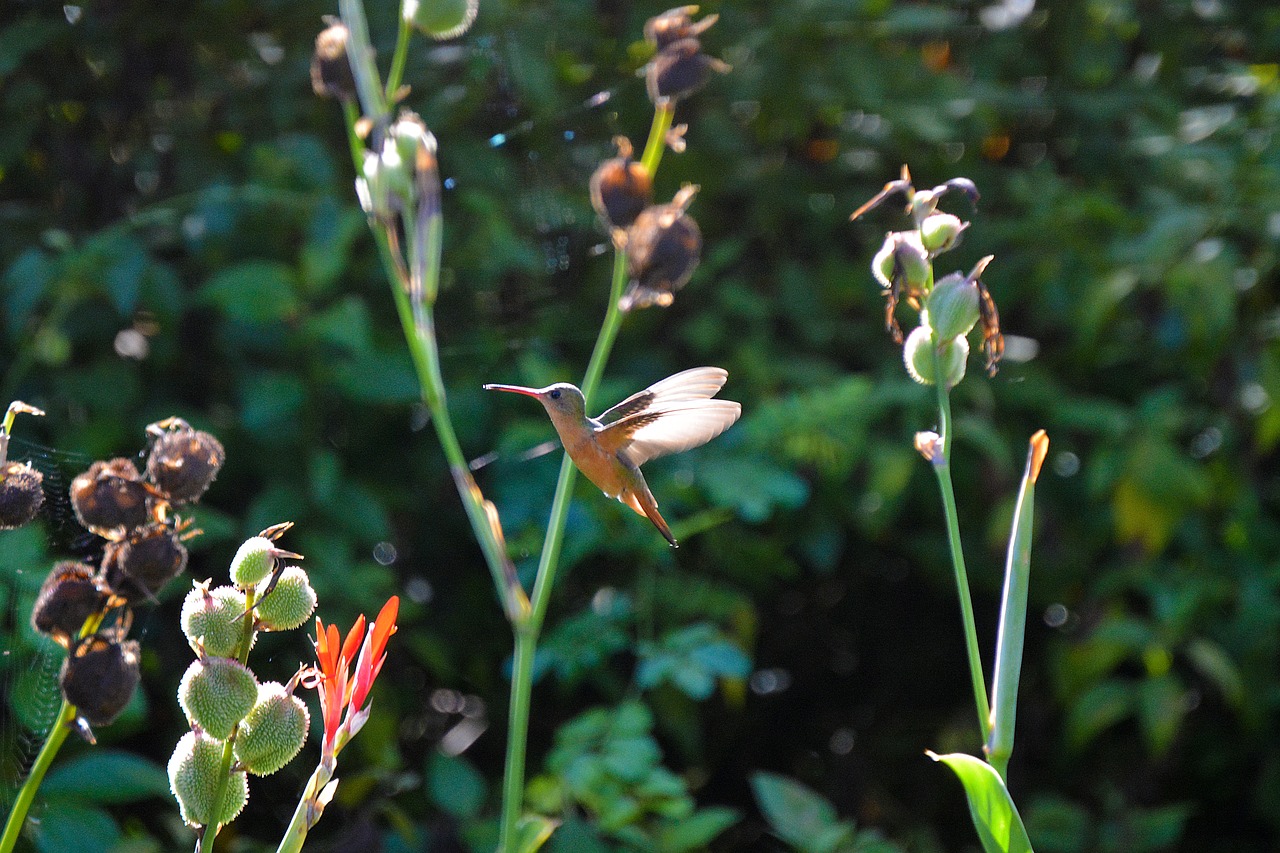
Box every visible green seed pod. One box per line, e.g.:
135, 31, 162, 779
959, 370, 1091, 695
923, 272, 981, 342
254, 567, 316, 632
0, 460, 44, 530
168, 730, 249, 828
230, 537, 275, 589
181, 584, 250, 658
919, 212, 968, 255
903, 325, 969, 389
234, 682, 310, 776
403, 0, 478, 40
178, 657, 259, 740
871, 231, 930, 294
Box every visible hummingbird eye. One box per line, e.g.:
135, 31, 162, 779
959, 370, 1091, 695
549, 389, 561, 400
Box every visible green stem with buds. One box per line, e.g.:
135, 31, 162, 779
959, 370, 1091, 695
931, 360, 991, 743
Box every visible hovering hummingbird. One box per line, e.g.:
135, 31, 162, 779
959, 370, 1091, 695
483, 367, 740, 546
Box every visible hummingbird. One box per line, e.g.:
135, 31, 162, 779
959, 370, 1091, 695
483, 367, 740, 546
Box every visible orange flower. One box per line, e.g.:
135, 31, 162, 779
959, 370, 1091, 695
312, 596, 399, 756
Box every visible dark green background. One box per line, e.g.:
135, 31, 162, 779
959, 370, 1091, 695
3, 0, 1280, 849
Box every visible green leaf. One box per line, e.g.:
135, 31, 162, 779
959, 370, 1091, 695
426, 751, 487, 819
41, 750, 170, 804
30, 802, 120, 853
658, 806, 739, 852
201, 260, 299, 323
928, 752, 1033, 853
1065, 679, 1136, 750
750, 771, 854, 853
516, 814, 560, 853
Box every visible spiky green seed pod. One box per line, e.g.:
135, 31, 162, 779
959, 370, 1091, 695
919, 212, 968, 255
234, 683, 309, 776
178, 657, 258, 740
923, 272, 981, 342
181, 584, 250, 658
168, 730, 249, 827
231, 537, 275, 589
904, 325, 969, 389
254, 567, 316, 632
403, 0, 477, 40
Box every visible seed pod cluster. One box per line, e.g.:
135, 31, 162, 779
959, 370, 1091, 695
643, 6, 729, 105
170, 524, 313, 829
29, 417, 224, 739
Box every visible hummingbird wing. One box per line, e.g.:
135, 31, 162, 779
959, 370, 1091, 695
597, 399, 741, 467
597, 367, 728, 426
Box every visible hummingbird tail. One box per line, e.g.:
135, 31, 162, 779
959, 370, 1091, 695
623, 488, 678, 547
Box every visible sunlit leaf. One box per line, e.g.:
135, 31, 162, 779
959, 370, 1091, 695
928, 752, 1033, 853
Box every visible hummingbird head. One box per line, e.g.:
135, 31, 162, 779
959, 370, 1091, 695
483, 382, 587, 420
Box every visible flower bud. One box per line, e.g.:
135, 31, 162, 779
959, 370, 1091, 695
403, 0, 478, 40
169, 730, 249, 827
311, 21, 356, 102
254, 567, 316, 632
146, 422, 225, 504
178, 657, 259, 740
231, 537, 276, 588
181, 584, 250, 658
923, 272, 980, 341
60, 636, 141, 727
620, 185, 701, 311
102, 522, 189, 604
70, 458, 151, 540
357, 134, 416, 220
645, 38, 730, 105
903, 325, 969, 389
0, 460, 44, 530
234, 682, 309, 776
589, 137, 652, 233
32, 561, 108, 648
919, 212, 968, 255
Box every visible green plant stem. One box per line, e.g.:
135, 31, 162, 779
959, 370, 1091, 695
641, 103, 675, 177
0, 702, 75, 853
498, 248, 629, 851
931, 372, 991, 742
275, 761, 334, 853
384, 16, 412, 104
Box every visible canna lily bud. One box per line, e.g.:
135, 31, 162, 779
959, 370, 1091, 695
178, 656, 259, 740
871, 231, 930, 296
403, 0, 478, 40
903, 325, 969, 389
919, 212, 968, 255
169, 730, 249, 827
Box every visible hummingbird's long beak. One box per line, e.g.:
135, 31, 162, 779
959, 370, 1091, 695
482, 383, 542, 397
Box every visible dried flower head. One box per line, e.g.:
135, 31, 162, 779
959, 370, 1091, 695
311, 20, 356, 102
645, 37, 730, 105
31, 561, 109, 649
620, 184, 702, 311
101, 521, 190, 604
0, 460, 44, 530
60, 632, 141, 728
146, 419, 225, 504
70, 458, 151, 540
589, 136, 653, 235
644, 5, 719, 49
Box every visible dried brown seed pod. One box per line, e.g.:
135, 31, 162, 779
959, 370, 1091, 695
644, 5, 719, 50
102, 522, 189, 603
31, 561, 109, 648
146, 422, 225, 504
645, 38, 730, 105
589, 137, 652, 234
60, 635, 141, 727
311, 20, 356, 102
0, 460, 44, 530
70, 458, 150, 539
620, 185, 702, 311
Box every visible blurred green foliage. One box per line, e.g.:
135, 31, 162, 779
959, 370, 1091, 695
3, 0, 1280, 850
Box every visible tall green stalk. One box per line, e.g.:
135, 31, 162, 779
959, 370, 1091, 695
0, 703, 75, 853
931, 343, 991, 742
